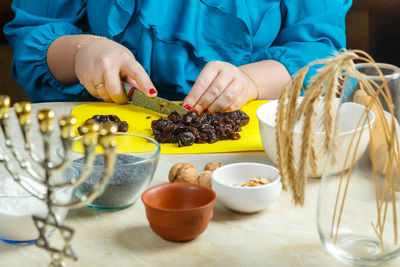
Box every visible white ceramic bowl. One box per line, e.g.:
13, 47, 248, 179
211, 163, 282, 213
256, 98, 375, 177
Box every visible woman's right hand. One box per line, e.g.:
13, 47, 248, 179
74, 37, 156, 104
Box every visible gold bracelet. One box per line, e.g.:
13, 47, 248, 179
74, 36, 107, 63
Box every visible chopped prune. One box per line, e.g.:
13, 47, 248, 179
178, 131, 195, 147
118, 121, 129, 132
78, 114, 129, 135
151, 110, 249, 147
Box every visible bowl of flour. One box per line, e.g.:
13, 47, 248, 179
0, 176, 72, 245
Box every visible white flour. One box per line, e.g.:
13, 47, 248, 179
0, 178, 47, 216
0, 177, 70, 242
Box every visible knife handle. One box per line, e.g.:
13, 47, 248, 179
122, 82, 137, 99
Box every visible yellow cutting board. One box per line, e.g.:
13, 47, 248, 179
71, 100, 267, 154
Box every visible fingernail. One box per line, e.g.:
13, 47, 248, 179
148, 88, 157, 95
184, 104, 191, 111
127, 87, 136, 98
193, 109, 199, 114
204, 109, 209, 113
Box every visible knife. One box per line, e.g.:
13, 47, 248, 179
122, 82, 188, 115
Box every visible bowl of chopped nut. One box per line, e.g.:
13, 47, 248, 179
211, 163, 281, 213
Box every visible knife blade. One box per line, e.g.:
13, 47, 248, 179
122, 82, 188, 115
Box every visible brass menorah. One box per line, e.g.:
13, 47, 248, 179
0, 95, 117, 267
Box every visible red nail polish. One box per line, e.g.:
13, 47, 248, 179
184, 104, 191, 111
149, 88, 157, 95
193, 109, 199, 114
127, 87, 136, 98
204, 109, 209, 113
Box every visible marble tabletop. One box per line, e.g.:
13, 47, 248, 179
0, 102, 399, 267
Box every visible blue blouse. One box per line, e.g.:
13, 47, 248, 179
4, 0, 352, 102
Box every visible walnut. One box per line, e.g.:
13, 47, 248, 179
168, 163, 199, 184
204, 162, 223, 172
198, 171, 212, 188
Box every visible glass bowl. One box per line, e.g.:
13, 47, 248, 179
0, 176, 72, 245
58, 133, 160, 211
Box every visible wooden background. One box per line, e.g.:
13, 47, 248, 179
1, 0, 400, 103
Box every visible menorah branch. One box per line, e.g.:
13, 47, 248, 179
0, 95, 117, 267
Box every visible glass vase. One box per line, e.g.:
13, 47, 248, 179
317, 63, 400, 265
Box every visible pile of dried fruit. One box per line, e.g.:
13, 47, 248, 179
78, 114, 129, 135
151, 110, 249, 147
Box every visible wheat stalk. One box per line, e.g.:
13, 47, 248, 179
276, 49, 399, 252
278, 50, 358, 205
276, 83, 290, 190
277, 67, 309, 193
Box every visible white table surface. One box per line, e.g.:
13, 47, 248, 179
0, 102, 399, 267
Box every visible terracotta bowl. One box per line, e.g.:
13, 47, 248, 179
141, 183, 216, 242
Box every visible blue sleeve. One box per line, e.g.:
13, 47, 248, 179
264, 0, 352, 80
3, 0, 94, 102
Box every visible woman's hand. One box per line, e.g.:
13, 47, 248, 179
182, 61, 259, 113
74, 38, 156, 104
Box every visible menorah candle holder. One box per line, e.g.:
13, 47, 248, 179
0, 95, 117, 267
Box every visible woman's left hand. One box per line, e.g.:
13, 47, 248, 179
182, 61, 259, 113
